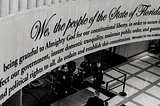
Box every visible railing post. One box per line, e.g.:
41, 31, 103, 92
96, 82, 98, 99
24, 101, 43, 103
106, 82, 108, 91
119, 74, 127, 96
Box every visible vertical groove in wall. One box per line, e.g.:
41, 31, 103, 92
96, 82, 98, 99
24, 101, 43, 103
9, 0, 18, 14
18, 0, 27, 12
0, 0, 9, 17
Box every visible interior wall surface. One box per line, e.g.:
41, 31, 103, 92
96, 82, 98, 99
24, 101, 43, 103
116, 40, 150, 58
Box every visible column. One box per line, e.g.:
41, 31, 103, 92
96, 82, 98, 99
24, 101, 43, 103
44, 0, 52, 6
27, 0, 36, 9
0, 0, 9, 17
18, 0, 27, 12
67, 0, 74, 2
59, 0, 66, 3
9, 0, 18, 14
53, 0, 60, 4
36, 0, 44, 7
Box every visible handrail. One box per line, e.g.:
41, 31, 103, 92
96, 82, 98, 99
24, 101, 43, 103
106, 83, 123, 91
104, 72, 125, 83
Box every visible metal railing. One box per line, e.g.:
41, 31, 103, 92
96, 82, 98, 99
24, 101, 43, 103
104, 67, 127, 96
